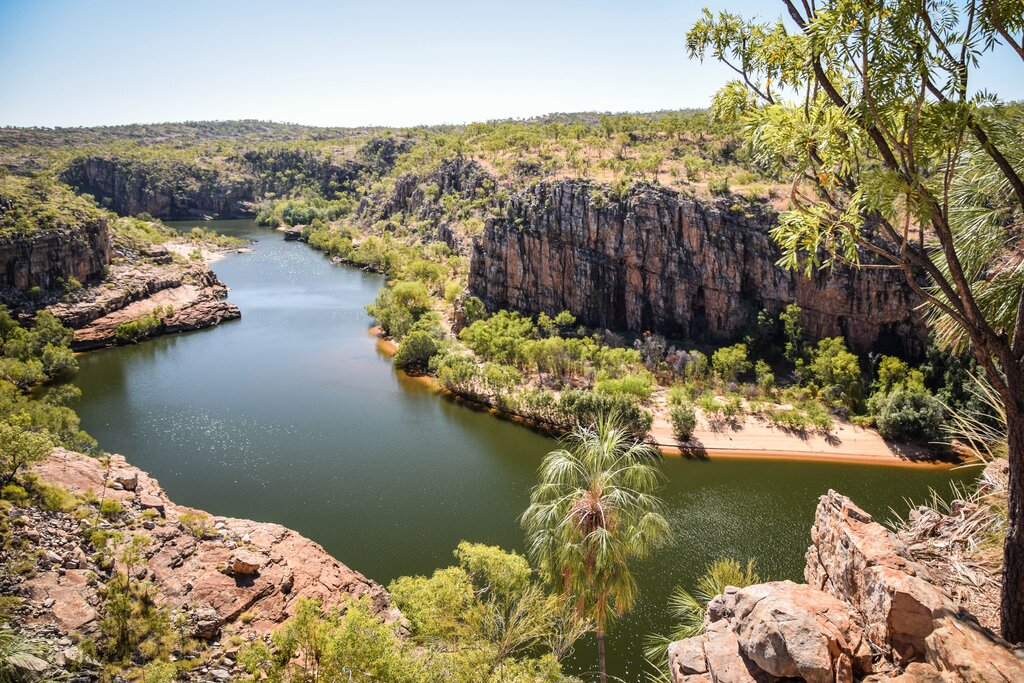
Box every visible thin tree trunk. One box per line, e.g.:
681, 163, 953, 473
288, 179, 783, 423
1002, 392, 1024, 644
596, 625, 607, 683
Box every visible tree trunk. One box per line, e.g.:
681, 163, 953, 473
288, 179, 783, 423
596, 625, 607, 683
1002, 396, 1024, 644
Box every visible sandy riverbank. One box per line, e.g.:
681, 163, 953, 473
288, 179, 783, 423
369, 328, 958, 469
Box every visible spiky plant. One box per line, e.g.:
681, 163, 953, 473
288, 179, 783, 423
0, 627, 54, 683
643, 558, 761, 665
521, 413, 673, 683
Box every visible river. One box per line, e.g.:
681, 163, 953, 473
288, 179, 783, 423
72, 219, 972, 681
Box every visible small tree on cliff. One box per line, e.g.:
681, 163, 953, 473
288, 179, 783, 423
687, 1, 1024, 641
0, 423, 52, 488
521, 414, 673, 683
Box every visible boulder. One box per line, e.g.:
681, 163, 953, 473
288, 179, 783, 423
139, 495, 165, 516
229, 549, 264, 576
731, 581, 870, 683
190, 607, 222, 640
111, 470, 138, 491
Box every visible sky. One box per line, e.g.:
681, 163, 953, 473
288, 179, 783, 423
0, 0, 1021, 129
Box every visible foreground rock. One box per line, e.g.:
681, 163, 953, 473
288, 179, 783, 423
669, 489, 1024, 683
47, 246, 240, 350
22, 449, 401, 643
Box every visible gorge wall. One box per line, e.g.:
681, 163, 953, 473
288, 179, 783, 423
470, 181, 925, 356
0, 216, 110, 304
60, 156, 256, 220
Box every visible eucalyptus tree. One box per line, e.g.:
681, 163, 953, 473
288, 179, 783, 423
687, 0, 1024, 641
521, 414, 673, 683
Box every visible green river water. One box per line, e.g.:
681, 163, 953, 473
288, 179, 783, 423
72, 220, 972, 681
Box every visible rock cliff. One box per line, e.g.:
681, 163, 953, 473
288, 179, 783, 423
668, 485, 1024, 683
470, 181, 924, 356
12, 449, 400, 678
60, 156, 255, 220
0, 217, 111, 307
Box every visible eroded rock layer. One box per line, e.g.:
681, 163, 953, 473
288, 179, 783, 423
470, 181, 924, 355
46, 246, 240, 350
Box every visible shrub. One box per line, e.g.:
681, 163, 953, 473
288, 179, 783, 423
394, 331, 439, 372
708, 177, 730, 195
711, 344, 750, 382
178, 511, 214, 538
869, 389, 944, 442
595, 372, 654, 402
367, 281, 432, 340
99, 498, 122, 520
808, 337, 863, 409
754, 360, 775, 392
670, 403, 698, 442
556, 390, 653, 438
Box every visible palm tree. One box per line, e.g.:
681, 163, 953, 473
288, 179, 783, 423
643, 558, 760, 664
521, 413, 673, 683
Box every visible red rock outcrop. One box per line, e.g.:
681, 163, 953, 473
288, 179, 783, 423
668, 490, 1024, 683
47, 248, 240, 350
24, 449, 401, 642
470, 181, 924, 356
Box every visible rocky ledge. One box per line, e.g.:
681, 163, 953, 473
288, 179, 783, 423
46, 245, 240, 350
16, 449, 400, 656
668, 483, 1024, 683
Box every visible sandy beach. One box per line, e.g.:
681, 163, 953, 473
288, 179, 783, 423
370, 328, 957, 468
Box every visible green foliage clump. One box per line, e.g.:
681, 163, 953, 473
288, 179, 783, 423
366, 281, 432, 340
393, 330, 439, 372
595, 372, 655, 402
869, 388, 945, 442
808, 337, 863, 409
114, 306, 174, 344
711, 343, 750, 381
242, 543, 582, 683
670, 403, 698, 443
556, 390, 653, 438
459, 310, 536, 366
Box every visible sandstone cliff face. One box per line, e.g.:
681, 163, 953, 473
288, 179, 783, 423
668, 487, 1024, 683
0, 218, 110, 305
470, 181, 924, 356
61, 157, 255, 220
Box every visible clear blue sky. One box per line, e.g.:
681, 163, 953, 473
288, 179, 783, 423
1, 0, 1020, 128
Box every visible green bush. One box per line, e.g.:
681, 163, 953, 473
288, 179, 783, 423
367, 281, 432, 340
808, 337, 863, 409
754, 360, 775, 392
595, 372, 654, 402
670, 403, 698, 442
556, 390, 653, 438
99, 498, 122, 520
869, 388, 944, 441
711, 344, 750, 382
394, 331, 440, 372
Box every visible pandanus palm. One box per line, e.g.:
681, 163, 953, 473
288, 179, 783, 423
521, 413, 673, 683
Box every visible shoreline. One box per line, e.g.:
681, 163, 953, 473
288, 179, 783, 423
369, 327, 961, 470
